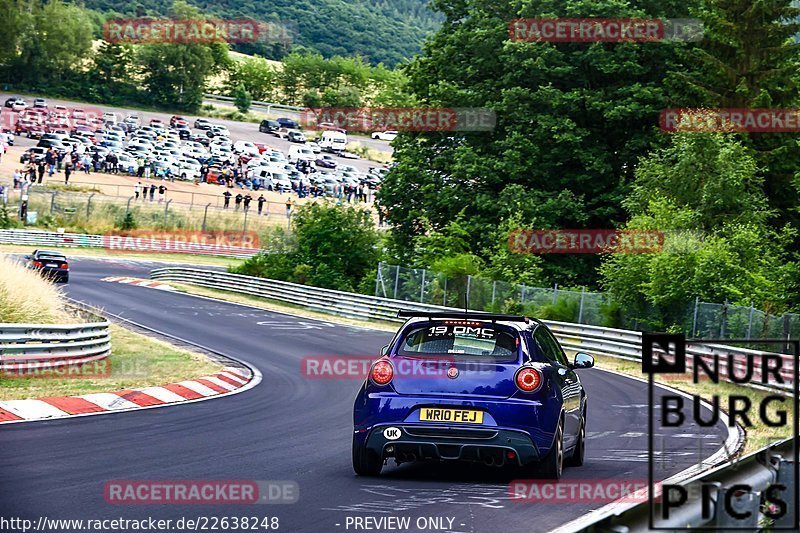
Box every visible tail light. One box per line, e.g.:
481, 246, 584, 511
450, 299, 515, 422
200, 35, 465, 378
370, 360, 393, 386
60, 263, 69, 269
515, 367, 542, 392
32, 261, 43, 267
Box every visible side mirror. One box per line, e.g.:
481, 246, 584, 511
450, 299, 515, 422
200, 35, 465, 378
380, 345, 389, 356
572, 352, 594, 369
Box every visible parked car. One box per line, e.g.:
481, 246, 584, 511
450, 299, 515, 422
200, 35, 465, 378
259, 119, 280, 133
194, 118, 212, 130
33, 98, 48, 109
287, 130, 306, 143
315, 155, 338, 169
11, 99, 28, 112
277, 117, 299, 129
352, 311, 594, 479
169, 115, 187, 127
371, 130, 398, 141
20, 147, 48, 163
4, 97, 21, 108
23, 250, 70, 283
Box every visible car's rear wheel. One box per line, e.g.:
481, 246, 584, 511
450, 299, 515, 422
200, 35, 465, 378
566, 409, 586, 467
352, 436, 382, 476
539, 421, 564, 480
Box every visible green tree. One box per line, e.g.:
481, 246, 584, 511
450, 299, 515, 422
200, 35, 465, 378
670, 0, 800, 231
380, 0, 695, 285
225, 56, 278, 101
138, 1, 229, 111
9, 0, 94, 85
234, 84, 252, 113
600, 133, 797, 328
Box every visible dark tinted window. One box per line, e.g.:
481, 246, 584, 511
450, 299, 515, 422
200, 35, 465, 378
398, 323, 519, 361
534, 327, 568, 366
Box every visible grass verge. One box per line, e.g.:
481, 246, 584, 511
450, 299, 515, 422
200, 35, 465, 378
0, 255, 71, 323
0, 324, 221, 401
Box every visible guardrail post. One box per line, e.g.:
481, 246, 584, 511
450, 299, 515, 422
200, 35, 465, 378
774, 458, 797, 528
202, 203, 211, 231
578, 286, 585, 324
393, 265, 400, 300
86, 193, 95, 218
164, 199, 171, 224
419, 269, 426, 303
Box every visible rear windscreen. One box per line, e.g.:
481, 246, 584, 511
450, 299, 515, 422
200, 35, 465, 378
38, 255, 66, 262
397, 323, 519, 361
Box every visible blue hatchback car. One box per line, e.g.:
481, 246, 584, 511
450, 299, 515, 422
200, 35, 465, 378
352, 311, 594, 479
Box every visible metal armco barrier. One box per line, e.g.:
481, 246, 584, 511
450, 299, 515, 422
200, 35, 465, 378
0, 229, 257, 258
149, 267, 794, 392
553, 437, 798, 532
0, 316, 111, 371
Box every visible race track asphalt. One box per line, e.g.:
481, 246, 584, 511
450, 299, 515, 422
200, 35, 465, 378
0, 258, 730, 532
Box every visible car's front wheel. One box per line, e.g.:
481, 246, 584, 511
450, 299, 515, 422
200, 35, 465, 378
352, 436, 382, 476
538, 421, 564, 480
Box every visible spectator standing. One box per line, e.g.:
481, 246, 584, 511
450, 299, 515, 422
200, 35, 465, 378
243, 194, 252, 212
257, 194, 266, 215
46, 149, 56, 176
134, 182, 141, 200
149, 183, 156, 201
285, 198, 293, 218
158, 184, 167, 203
36, 161, 45, 184
223, 190, 232, 208
64, 159, 73, 185
144, 159, 151, 180
234, 193, 243, 210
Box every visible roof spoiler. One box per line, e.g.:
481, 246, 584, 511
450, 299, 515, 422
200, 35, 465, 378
396, 310, 528, 323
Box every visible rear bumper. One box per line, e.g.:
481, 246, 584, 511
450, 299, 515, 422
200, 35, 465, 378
361, 424, 539, 466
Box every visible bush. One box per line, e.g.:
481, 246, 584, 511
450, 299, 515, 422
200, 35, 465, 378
234, 84, 252, 113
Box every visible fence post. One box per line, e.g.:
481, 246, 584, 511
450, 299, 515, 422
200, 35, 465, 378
466, 275, 472, 307
393, 264, 400, 300
521, 284, 526, 304
578, 287, 586, 324
202, 203, 211, 231
375, 262, 382, 297
552, 283, 559, 304
50, 191, 57, 214
747, 304, 754, 339
419, 269, 426, 303
242, 208, 249, 239
86, 193, 95, 218
491, 280, 497, 306
164, 199, 171, 224
720, 299, 728, 338
692, 297, 699, 337
443, 277, 447, 306
125, 196, 134, 217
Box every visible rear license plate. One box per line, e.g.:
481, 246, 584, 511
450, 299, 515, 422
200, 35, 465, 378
419, 408, 483, 424
46, 263, 58, 267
